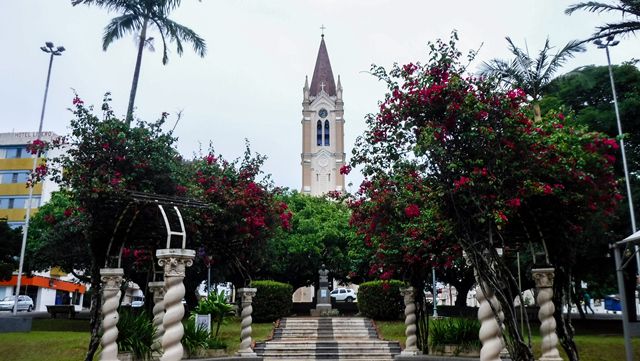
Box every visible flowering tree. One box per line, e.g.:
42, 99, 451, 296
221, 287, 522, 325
347, 33, 620, 360
39, 94, 182, 361
181, 144, 290, 288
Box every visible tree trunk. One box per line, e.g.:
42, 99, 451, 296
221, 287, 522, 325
84, 262, 102, 361
533, 103, 542, 122
126, 17, 148, 124
452, 275, 475, 308
553, 266, 580, 361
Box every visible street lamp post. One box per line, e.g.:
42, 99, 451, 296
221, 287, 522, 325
12, 42, 65, 314
594, 35, 640, 273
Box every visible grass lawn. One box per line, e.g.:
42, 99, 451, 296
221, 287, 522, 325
376, 319, 640, 361
0, 317, 275, 361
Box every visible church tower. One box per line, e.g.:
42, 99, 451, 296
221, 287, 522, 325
301, 35, 346, 196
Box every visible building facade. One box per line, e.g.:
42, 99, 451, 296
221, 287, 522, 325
0, 131, 61, 228
301, 35, 346, 196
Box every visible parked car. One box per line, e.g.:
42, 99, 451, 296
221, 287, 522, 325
0, 295, 34, 312
330, 288, 357, 302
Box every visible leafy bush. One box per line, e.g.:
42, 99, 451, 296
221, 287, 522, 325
117, 308, 155, 360
357, 280, 405, 320
250, 280, 293, 322
182, 319, 210, 356
429, 317, 480, 354
192, 290, 235, 339
206, 337, 228, 350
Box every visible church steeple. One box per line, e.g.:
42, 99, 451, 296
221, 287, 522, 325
309, 37, 336, 97
301, 33, 346, 196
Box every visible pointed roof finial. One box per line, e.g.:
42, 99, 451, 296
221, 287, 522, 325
320, 24, 326, 38
309, 35, 336, 97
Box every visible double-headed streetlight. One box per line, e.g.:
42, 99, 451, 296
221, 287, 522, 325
594, 35, 640, 273
13, 42, 65, 314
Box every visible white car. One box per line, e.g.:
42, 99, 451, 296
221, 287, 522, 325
0, 295, 34, 312
330, 288, 357, 302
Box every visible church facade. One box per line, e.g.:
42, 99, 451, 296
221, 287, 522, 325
301, 35, 346, 196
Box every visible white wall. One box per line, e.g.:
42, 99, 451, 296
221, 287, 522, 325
35, 288, 57, 312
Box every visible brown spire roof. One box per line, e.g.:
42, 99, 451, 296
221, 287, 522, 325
309, 37, 336, 97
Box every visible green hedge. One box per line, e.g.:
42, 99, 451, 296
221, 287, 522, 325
357, 280, 406, 320
250, 280, 293, 322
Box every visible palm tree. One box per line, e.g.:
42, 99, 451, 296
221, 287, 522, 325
72, 0, 207, 123
566, 1, 640, 42
479, 37, 585, 120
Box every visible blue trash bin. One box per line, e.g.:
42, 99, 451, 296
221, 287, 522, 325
604, 295, 621, 312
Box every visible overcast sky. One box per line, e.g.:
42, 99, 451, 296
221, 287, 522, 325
0, 1, 637, 192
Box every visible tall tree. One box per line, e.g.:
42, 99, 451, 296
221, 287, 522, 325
0, 219, 21, 281
72, 0, 207, 122
40, 94, 183, 361
258, 191, 355, 290
566, 1, 640, 42
479, 37, 584, 120
348, 32, 620, 360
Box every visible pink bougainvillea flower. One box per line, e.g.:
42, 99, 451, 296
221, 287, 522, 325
404, 204, 420, 218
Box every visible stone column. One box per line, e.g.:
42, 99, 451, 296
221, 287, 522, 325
532, 268, 562, 361
237, 288, 258, 357
100, 268, 123, 361
148, 281, 166, 355
156, 249, 195, 361
400, 286, 421, 356
476, 281, 503, 361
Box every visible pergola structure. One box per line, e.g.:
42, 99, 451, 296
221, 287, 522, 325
98, 191, 259, 361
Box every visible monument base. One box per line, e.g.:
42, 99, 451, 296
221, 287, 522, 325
310, 303, 334, 316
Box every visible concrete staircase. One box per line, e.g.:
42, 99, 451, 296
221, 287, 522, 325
255, 317, 401, 360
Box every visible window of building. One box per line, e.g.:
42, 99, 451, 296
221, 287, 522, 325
0, 172, 29, 184
324, 120, 330, 146
1, 147, 29, 159
317, 121, 322, 146
0, 197, 40, 209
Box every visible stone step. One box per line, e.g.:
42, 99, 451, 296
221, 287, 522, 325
256, 317, 401, 360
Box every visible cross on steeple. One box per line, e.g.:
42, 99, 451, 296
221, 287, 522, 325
320, 81, 325, 92
320, 24, 326, 37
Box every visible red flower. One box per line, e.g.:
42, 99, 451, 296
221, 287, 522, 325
453, 176, 471, 191
506, 198, 521, 208
542, 184, 553, 195
72, 96, 84, 105
404, 204, 420, 218
339, 165, 352, 175
206, 154, 216, 165
557, 113, 565, 121
63, 208, 73, 217
497, 211, 508, 222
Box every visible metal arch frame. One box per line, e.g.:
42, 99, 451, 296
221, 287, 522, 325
157, 205, 187, 249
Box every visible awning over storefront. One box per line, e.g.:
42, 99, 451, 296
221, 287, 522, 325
0, 275, 86, 293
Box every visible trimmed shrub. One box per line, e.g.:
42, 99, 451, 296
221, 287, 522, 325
429, 317, 480, 354
357, 280, 406, 320
250, 280, 293, 322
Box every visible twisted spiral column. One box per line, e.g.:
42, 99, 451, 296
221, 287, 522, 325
532, 268, 562, 361
100, 268, 123, 361
148, 281, 166, 355
157, 249, 195, 361
476, 281, 503, 361
237, 288, 257, 357
400, 287, 421, 355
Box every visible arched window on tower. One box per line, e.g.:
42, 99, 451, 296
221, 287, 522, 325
317, 120, 322, 146
324, 120, 330, 146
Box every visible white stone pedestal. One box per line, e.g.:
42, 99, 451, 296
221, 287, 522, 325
237, 288, 258, 357
400, 286, 421, 356
100, 268, 124, 361
148, 281, 166, 355
532, 268, 562, 361
157, 249, 195, 361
